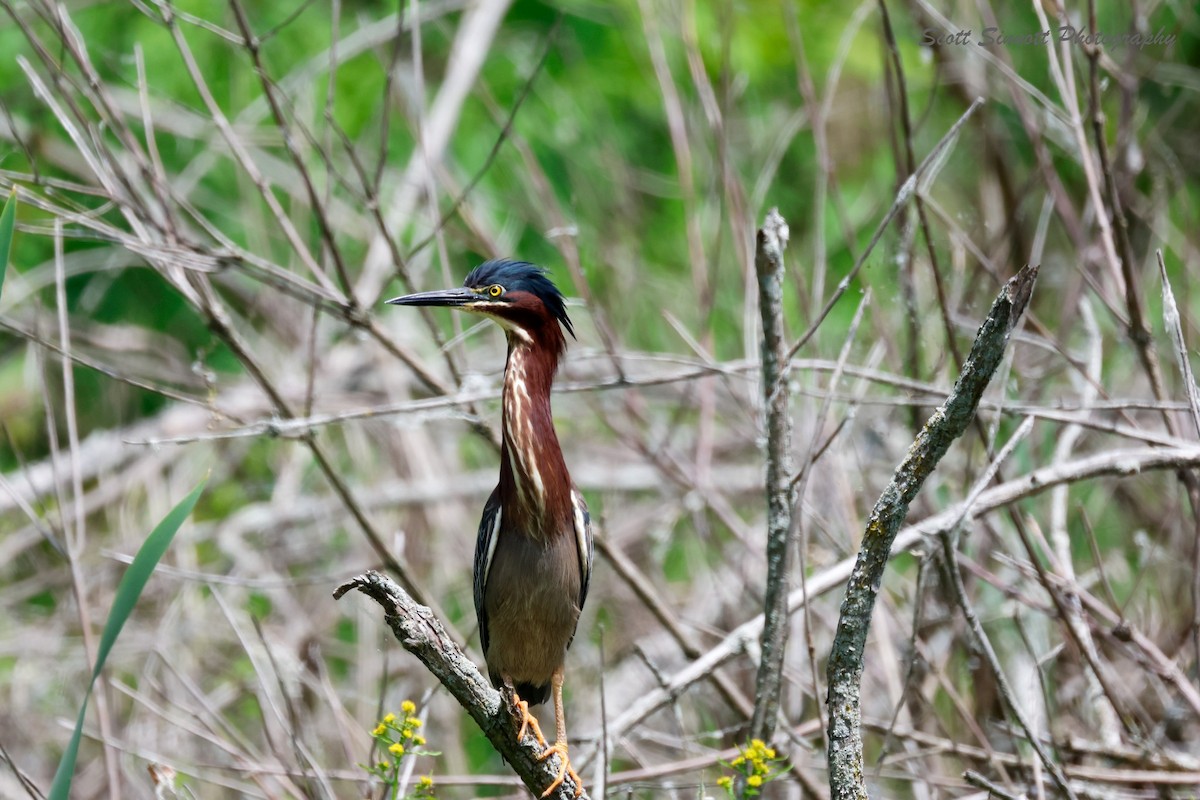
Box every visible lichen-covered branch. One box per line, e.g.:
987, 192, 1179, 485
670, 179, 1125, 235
825, 265, 1038, 800
748, 208, 796, 748
334, 571, 589, 799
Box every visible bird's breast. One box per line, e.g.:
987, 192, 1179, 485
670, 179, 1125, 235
482, 522, 583, 687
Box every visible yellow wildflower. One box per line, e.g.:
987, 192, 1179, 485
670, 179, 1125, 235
401, 700, 416, 714
419, 776, 433, 788
413, 735, 426, 746
388, 743, 405, 756
748, 775, 763, 787
716, 775, 732, 788
383, 713, 396, 724
372, 723, 387, 736
410, 718, 423, 728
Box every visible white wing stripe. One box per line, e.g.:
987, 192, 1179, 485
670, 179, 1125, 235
571, 489, 590, 584
481, 506, 502, 590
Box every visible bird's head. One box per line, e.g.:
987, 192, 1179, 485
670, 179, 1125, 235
386, 260, 575, 348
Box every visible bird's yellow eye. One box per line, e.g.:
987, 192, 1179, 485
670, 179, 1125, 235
488, 284, 503, 297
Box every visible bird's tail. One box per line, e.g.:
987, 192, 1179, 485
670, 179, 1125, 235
514, 680, 550, 706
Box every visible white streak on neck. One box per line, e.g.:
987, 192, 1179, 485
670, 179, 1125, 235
502, 345, 545, 514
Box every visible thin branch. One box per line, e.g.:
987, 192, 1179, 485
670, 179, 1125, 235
158, 0, 343, 300
940, 495, 1079, 799
1159, 251, 1200, 437
1047, 297, 1123, 747
999, 552, 1200, 721
595, 534, 753, 718
354, 0, 514, 304
963, 770, 1022, 800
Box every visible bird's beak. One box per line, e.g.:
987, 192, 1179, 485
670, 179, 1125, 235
385, 287, 476, 308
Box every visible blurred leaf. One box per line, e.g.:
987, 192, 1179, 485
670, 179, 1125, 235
0, 190, 15, 299
246, 591, 273, 620
48, 477, 207, 800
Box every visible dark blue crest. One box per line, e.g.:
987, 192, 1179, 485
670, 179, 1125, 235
464, 259, 575, 338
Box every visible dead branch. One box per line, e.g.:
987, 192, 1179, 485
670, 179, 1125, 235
334, 570, 589, 799
748, 208, 795, 746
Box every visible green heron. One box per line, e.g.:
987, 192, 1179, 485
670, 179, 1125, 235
387, 260, 593, 797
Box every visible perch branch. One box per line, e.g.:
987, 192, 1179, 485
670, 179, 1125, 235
825, 265, 1038, 800
334, 571, 589, 799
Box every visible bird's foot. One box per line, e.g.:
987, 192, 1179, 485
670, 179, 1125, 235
537, 741, 583, 798
513, 697, 550, 749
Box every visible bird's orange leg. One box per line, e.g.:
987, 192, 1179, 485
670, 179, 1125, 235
536, 666, 583, 798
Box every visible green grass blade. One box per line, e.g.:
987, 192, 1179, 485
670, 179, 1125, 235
48, 477, 207, 800
0, 190, 15, 299
88, 478, 207, 678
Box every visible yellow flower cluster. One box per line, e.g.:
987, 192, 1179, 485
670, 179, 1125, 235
372, 705, 427, 749
363, 701, 436, 798
716, 739, 781, 797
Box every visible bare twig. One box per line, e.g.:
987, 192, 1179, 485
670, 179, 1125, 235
406, 15, 560, 260
963, 769, 1022, 800
158, 0, 343, 300
1159, 251, 1200, 437
940, 493, 1079, 799
1000, 554, 1200, 720
595, 535, 754, 718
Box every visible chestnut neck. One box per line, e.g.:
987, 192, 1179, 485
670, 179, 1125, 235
497, 324, 571, 537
